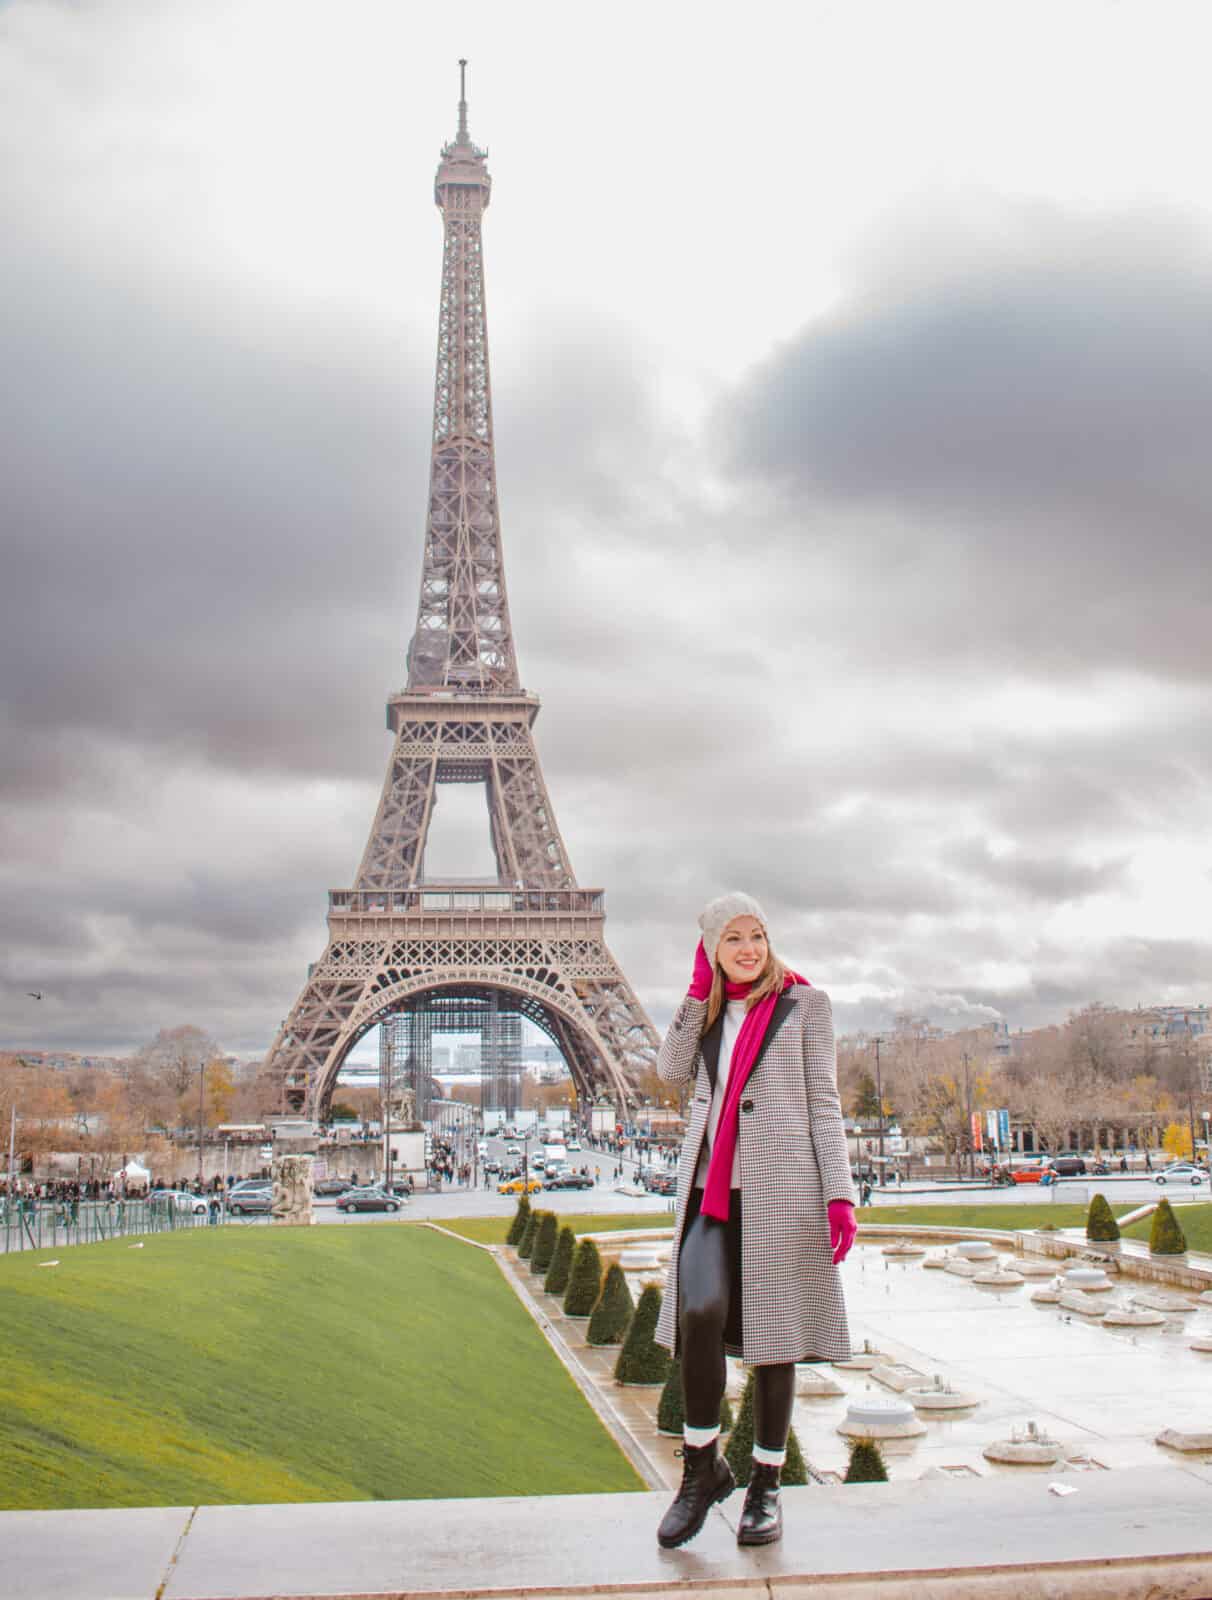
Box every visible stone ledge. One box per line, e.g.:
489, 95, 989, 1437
3, 1468, 1212, 1600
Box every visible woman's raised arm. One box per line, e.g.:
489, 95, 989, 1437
657, 995, 707, 1084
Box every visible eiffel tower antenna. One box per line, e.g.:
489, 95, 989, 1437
457, 57, 469, 143
263, 75, 658, 1123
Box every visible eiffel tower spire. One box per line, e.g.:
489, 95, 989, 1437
408, 59, 516, 694
263, 72, 659, 1120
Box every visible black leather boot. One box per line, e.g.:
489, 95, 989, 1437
656, 1440, 735, 1549
737, 1460, 783, 1546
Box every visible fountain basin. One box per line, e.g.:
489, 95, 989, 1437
1102, 1305, 1166, 1327
1058, 1290, 1107, 1317
955, 1241, 997, 1260
906, 1381, 980, 1411
837, 1397, 927, 1440
1064, 1267, 1113, 1290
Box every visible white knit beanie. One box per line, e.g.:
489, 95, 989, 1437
698, 892, 769, 968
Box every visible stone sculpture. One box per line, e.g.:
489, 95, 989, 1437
272, 1154, 315, 1226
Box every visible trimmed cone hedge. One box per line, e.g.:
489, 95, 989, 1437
724, 1370, 808, 1486
531, 1211, 558, 1274
1086, 1192, 1120, 1242
517, 1208, 540, 1260
783, 1424, 808, 1486
505, 1194, 531, 1247
720, 1390, 735, 1432
587, 1263, 634, 1345
844, 1438, 889, 1483
545, 1225, 575, 1296
657, 1360, 734, 1435
563, 1237, 603, 1316
657, 1359, 684, 1435
614, 1284, 671, 1384
1150, 1196, 1187, 1255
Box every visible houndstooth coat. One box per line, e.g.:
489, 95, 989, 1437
653, 985, 857, 1367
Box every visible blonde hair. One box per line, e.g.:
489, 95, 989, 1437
704, 949, 787, 1031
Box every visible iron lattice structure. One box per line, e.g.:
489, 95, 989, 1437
380, 994, 523, 1126
264, 67, 659, 1120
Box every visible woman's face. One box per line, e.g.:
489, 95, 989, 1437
716, 916, 768, 984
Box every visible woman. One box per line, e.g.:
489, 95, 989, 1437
653, 892, 857, 1550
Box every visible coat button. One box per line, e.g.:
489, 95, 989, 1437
741, 1099, 754, 1113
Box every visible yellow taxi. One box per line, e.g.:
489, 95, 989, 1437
497, 1175, 544, 1195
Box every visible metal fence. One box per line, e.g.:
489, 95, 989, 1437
0, 1197, 230, 1254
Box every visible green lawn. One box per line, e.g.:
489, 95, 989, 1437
1121, 1200, 1212, 1252
439, 1212, 672, 1247
0, 1226, 643, 1510
856, 1203, 1128, 1232
453, 1202, 1144, 1244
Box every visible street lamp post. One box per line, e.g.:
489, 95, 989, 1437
196, 1062, 207, 1188
872, 1038, 886, 1166
962, 1051, 973, 1181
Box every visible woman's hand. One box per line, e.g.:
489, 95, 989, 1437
828, 1199, 857, 1265
687, 939, 714, 1000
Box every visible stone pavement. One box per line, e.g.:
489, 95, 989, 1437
4, 1469, 1212, 1599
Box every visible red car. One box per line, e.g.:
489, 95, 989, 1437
1011, 1161, 1053, 1185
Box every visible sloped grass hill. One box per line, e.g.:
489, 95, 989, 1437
0, 1227, 643, 1510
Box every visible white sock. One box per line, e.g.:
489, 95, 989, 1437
683, 1424, 720, 1449
752, 1443, 786, 1467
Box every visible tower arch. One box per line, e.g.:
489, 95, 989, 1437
310, 972, 631, 1121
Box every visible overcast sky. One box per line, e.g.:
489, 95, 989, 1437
3, 0, 1210, 1061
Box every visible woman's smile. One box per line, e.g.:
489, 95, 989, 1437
717, 916, 768, 984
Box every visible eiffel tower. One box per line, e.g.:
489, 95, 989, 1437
264, 65, 659, 1120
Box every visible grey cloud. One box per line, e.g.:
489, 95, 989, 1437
718, 207, 1212, 682
2, 25, 1208, 1060
943, 839, 1129, 903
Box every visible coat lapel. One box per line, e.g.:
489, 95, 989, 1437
749, 992, 797, 1080
703, 990, 796, 1092
701, 1011, 725, 1091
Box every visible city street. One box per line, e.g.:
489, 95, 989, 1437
311, 1167, 1211, 1225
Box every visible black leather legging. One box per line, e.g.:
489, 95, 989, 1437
678, 1189, 795, 1450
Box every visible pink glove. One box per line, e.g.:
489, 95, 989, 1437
688, 939, 714, 1000
828, 1199, 857, 1265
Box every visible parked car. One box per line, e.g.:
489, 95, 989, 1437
336, 1187, 403, 1212
313, 1177, 349, 1195
1048, 1153, 1087, 1176
149, 1189, 209, 1215
498, 1175, 544, 1195
566, 1140, 583, 1152
544, 1172, 593, 1190
1011, 1161, 1051, 1185
227, 1189, 273, 1215
1156, 1163, 1207, 1186
641, 1169, 677, 1195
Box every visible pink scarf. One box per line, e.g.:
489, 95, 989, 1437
700, 970, 809, 1221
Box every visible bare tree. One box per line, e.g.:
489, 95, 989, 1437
130, 1026, 220, 1129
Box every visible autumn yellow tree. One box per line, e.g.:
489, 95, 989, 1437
1162, 1122, 1193, 1160
204, 1058, 236, 1127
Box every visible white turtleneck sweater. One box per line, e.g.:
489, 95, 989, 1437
694, 998, 747, 1189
